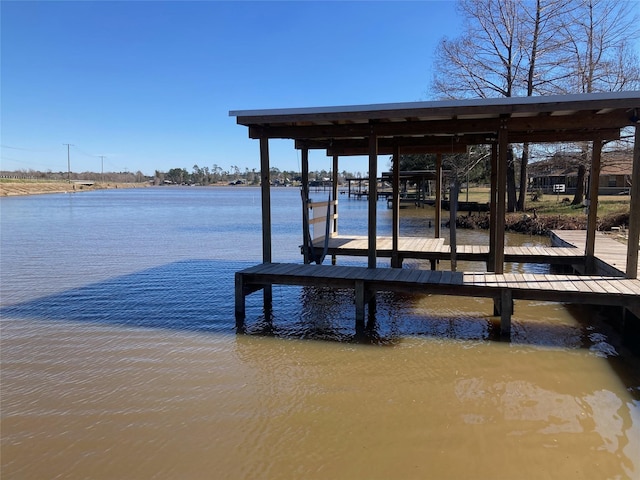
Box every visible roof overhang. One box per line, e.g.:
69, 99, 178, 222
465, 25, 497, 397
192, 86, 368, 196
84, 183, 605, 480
231, 92, 639, 156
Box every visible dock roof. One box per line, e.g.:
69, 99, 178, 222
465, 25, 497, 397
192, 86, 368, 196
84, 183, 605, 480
231, 92, 640, 155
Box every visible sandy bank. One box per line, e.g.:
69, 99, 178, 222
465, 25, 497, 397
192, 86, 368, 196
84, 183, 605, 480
0, 181, 149, 197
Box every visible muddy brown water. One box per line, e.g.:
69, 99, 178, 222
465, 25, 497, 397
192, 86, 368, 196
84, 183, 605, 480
1, 188, 638, 479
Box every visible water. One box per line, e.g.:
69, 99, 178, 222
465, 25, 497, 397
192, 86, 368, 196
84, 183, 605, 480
1, 187, 639, 479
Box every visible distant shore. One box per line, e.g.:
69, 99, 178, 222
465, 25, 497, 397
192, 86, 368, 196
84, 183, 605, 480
0, 181, 149, 197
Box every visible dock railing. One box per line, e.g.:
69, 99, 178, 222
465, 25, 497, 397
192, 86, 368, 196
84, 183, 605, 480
308, 199, 338, 243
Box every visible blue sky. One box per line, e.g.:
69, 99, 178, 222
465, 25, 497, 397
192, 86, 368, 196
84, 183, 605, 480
1, 1, 461, 176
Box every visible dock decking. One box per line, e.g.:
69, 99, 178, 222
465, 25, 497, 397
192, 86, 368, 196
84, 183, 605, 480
238, 231, 640, 336
550, 230, 640, 277
236, 262, 640, 336
311, 235, 585, 265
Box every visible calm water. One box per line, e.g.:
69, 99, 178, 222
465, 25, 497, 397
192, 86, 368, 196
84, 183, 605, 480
1, 187, 639, 479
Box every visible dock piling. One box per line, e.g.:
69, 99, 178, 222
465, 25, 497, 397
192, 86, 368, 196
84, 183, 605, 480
500, 289, 513, 336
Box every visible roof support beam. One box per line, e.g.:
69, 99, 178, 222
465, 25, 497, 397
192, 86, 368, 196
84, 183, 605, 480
626, 124, 640, 279
368, 131, 378, 269
585, 137, 603, 273
435, 154, 443, 240
248, 111, 631, 141
260, 137, 272, 264
332, 155, 339, 239
495, 119, 509, 274
488, 143, 498, 272
259, 137, 273, 309
301, 148, 310, 264
295, 129, 622, 155
391, 143, 400, 268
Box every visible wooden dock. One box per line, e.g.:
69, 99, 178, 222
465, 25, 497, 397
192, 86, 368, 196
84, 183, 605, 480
550, 230, 640, 277
231, 93, 640, 340
236, 262, 640, 336
311, 235, 585, 265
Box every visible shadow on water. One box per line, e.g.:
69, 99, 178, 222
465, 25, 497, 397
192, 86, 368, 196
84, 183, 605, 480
1, 260, 244, 334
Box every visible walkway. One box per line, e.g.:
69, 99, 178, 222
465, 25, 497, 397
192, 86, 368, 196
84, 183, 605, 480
312, 235, 584, 265
550, 230, 640, 277
235, 262, 640, 336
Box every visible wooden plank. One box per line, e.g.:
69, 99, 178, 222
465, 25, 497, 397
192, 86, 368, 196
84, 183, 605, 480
551, 274, 581, 292
439, 270, 453, 285
429, 271, 444, 284
403, 268, 424, 284
577, 276, 609, 294
522, 273, 543, 290
600, 277, 637, 296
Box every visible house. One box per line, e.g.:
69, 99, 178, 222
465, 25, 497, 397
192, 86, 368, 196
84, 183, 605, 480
529, 150, 632, 195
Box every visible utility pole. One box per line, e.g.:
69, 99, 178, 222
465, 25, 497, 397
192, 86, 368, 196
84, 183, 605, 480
99, 156, 105, 183
63, 144, 74, 183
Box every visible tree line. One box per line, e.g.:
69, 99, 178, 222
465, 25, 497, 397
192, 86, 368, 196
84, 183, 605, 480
157, 165, 365, 186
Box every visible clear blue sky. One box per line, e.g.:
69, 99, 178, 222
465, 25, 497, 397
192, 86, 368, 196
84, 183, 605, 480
1, 1, 460, 176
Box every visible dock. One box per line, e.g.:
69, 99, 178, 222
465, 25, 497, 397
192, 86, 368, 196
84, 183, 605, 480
236, 262, 640, 336
230, 93, 640, 338
310, 235, 584, 266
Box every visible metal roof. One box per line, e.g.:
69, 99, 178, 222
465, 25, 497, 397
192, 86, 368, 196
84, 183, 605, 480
231, 92, 640, 154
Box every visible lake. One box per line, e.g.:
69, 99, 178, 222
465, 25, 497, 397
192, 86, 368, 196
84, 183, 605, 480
1, 186, 638, 479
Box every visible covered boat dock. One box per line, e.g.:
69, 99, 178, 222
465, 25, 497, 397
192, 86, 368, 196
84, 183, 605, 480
230, 92, 640, 336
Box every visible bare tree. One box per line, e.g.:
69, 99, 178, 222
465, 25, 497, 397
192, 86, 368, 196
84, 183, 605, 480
555, 0, 640, 204
432, 0, 524, 99
431, 0, 639, 209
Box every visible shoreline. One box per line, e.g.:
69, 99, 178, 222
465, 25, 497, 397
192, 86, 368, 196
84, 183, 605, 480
451, 210, 631, 242
0, 181, 149, 197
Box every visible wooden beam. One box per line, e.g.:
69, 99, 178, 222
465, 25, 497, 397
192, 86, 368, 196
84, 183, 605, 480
392, 143, 400, 268
259, 137, 273, 308
488, 143, 498, 272
368, 131, 378, 268
260, 137, 272, 264
585, 137, 603, 273
303, 129, 622, 156
332, 155, 339, 235
249, 111, 631, 141
500, 289, 513, 336
495, 120, 508, 274
301, 148, 310, 264
435, 154, 442, 239
626, 124, 640, 279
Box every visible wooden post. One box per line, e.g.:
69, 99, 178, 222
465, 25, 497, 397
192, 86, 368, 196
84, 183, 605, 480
260, 137, 272, 264
450, 179, 458, 272
260, 137, 272, 307
368, 131, 378, 269
585, 137, 602, 273
355, 280, 365, 334
488, 143, 498, 272
496, 121, 508, 274
331, 155, 339, 265
332, 155, 339, 234
392, 143, 401, 268
301, 148, 310, 264
500, 289, 513, 337
234, 272, 246, 332
435, 153, 442, 239
626, 125, 640, 279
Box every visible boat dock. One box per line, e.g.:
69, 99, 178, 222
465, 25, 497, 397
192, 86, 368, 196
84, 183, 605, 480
310, 235, 584, 266
230, 93, 640, 339
236, 262, 640, 336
